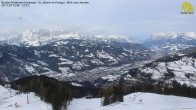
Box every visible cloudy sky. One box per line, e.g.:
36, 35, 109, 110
0, 0, 196, 40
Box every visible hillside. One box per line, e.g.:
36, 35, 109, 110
124, 51, 196, 87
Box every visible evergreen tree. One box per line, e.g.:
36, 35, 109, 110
103, 91, 110, 106
118, 82, 124, 102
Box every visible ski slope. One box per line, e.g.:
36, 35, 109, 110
68, 92, 196, 110
0, 85, 52, 110
1, 84, 196, 110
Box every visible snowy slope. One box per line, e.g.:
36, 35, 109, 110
1, 86, 196, 110
125, 52, 196, 87
68, 92, 196, 110
0, 85, 52, 110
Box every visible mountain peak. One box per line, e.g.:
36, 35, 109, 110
20, 29, 81, 46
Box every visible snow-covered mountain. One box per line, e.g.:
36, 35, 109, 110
0, 41, 152, 82
19, 29, 81, 46
0, 29, 139, 46
124, 50, 196, 87
144, 32, 196, 55
151, 32, 196, 40
0, 30, 153, 85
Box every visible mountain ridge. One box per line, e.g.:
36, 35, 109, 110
143, 32, 196, 55
0, 29, 139, 47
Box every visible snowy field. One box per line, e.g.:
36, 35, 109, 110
68, 92, 196, 110
0, 85, 52, 110
1, 85, 196, 110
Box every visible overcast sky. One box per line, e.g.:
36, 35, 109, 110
0, 0, 196, 40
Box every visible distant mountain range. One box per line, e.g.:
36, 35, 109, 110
144, 32, 196, 55
0, 29, 139, 46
